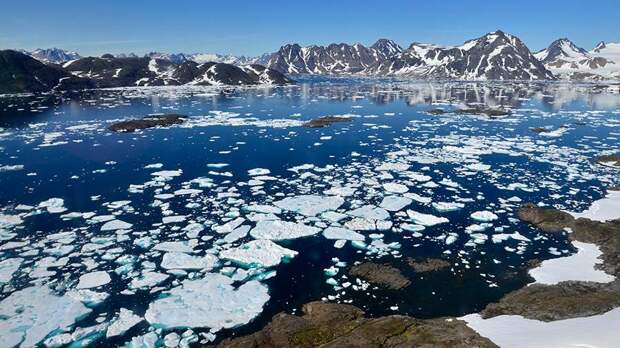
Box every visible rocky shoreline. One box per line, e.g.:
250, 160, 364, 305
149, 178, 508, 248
215, 301, 497, 348
210, 190, 620, 347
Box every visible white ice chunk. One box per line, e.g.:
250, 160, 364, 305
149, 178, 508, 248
407, 210, 449, 226
322, 227, 365, 241
219, 239, 298, 268
145, 273, 269, 330
0, 285, 91, 347
470, 211, 498, 222
76, 271, 111, 289
100, 219, 133, 231
249, 220, 321, 240
347, 205, 390, 220
161, 252, 218, 270
106, 308, 143, 338
0, 257, 23, 283
379, 196, 412, 212
274, 195, 344, 217
382, 182, 409, 193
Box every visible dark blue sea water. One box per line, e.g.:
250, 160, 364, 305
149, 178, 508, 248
0, 78, 619, 346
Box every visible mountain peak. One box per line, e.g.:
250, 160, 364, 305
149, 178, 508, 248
535, 38, 589, 63
593, 41, 607, 52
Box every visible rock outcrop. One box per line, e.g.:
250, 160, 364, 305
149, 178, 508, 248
216, 301, 497, 348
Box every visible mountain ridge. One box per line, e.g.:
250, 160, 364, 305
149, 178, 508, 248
0, 50, 293, 94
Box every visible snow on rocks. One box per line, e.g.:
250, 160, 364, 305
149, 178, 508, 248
219, 239, 298, 268
76, 271, 112, 289
145, 273, 269, 330
0, 285, 91, 347
406, 210, 449, 226
568, 190, 620, 222
528, 241, 615, 285
274, 195, 344, 216
462, 307, 620, 348
249, 220, 321, 240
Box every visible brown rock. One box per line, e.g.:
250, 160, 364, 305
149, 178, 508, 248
407, 258, 451, 273
349, 262, 411, 290
109, 114, 185, 132
303, 116, 351, 128
215, 302, 498, 348
517, 203, 575, 232
481, 280, 620, 321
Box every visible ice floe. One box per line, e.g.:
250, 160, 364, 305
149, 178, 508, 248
219, 239, 298, 268
249, 220, 321, 240
274, 195, 344, 216
145, 273, 269, 330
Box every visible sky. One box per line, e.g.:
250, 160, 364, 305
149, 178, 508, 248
1, 0, 619, 57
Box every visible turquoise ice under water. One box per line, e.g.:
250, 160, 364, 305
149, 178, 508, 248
0, 78, 619, 346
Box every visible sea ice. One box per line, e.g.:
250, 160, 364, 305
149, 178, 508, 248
76, 271, 111, 289
145, 273, 269, 330
379, 196, 412, 212
274, 195, 344, 216
322, 227, 365, 241
249, 220, 321, 240
0, 285, 91, 347
407, 210, 449, 226
100, 219, 133, 231
470, 211, 499, 222
0, 257, 22, 283
347, 205, 390, 220
161, 252, 218, 270
382, 182, 409, 193
106, 308, 143, 338
219, 239, 298, 268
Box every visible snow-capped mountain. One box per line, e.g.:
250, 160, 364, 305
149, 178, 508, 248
534, 38, 618, 80
61, 56, 293, 88
107, 52, 271, 66
0, 50, 92, 93
267, 31, 553, 80
22, 48, 81, 64
266, 39, 403, 74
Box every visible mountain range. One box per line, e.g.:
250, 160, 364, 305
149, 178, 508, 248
0, 50, 292, 94
5, 30, 620, 94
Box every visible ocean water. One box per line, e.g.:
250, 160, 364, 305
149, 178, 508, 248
0, 78, 619, 346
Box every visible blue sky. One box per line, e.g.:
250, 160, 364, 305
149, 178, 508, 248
2, 0, 619, 56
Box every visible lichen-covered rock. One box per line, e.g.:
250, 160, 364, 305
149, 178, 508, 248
109, 114, 185, 132
215, 302, 497, 348
517, 203, 575, 232
349, 262, 411, 290
303, 116, 352, 128
481, 280, 620, 321
407, 258, 451, 273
